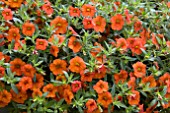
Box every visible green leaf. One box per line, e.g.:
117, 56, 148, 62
113, 101, 127, 108
11, 84, 18, 94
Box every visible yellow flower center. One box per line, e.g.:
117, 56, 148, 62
57, 23, 62, 27
86, 8, 91, 12
96, 21, 101, 26
13, 33, 17, 37
137, 68, 141, 71
73, 9, 77, 13
6, 12, 9, 16
135, 46, 139, 49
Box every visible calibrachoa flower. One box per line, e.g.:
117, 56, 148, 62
69, 6, 81, 17
134, 20, 142, 32
80, 71, 94, 82
22, 21, 36, 36
10, 58, 26, 76
141, 75, 157, 88
83, 18, 93, 29
97, 91, 113, 108
92, 16, 106, 33
71, 80, 81, 93
49, 59, 67, 75
43, 83, 57, 98
32, 89, 43, 98
2, 8, 13, 21
18, 76, 33, 91
114, 70, 128, 84
41, 2, 54, 15
21, 64, 36, 78
63, 89, 74, 104
50, 16, 68, 34
35, 38, 48, 50
132, 62, 146, 78
48, 34, 65, 45
127, 90, 140, 105
8, 0, 23, 8
81, 4, 96, 17
50, 45, 59, 57
110, 14, 124, 30
69, 56, 86, 73
31, 73, 44, 90
0, 66, 5, 78
86, 99, 97, 112
0, 90, 12, 107
7, 27, 20, 41
93, 80, 109, 94
68, 36, 82, 53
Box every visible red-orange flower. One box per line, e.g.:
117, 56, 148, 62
21, 64, 36, 78
93, 80, 108, 94
114, 70, 128, 84
18, 76, 33, 91
80, 70, 94, 82
71, 80, 81, 93
69, 6, 81, 17
41, 2, 54, 15
50, 16, 68, 34
43, 83, 57, 98
97, 92, 113, 108
6, 27, 20, 41
36, 38, 48, 50
68, 36, 82, 53
14, 40, 26, 50
49, 59, 67, 75
48, 34, 65, 45
132, 62, 146, 78
92, 16, 106, 32
110, 14, 124, 31
127, 90, 140, 105
32, 73, 44, 90
0, 66, 5, 78
83, 18, 93, 29
69, 56, 86, 73
141, 75, 156, 88
8, 0, 23, 8
32, 89, 42, 98
50, 45, 59, 57
63, 89, 74, 104
81, 4, 96, 17
2, 8, 13, 21
22, 22, 36, 36
10, 58, 26, 76
134, 20, 142, 32
128, 77, 136, 90
0, 90, 12, 107
86, 99, 98, 112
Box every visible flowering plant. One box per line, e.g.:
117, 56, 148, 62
0, 0, 170, 113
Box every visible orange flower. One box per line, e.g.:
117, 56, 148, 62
14, 40, 26, 50
97, 92, 113, 108
92, 16, 106, 32
10, 85, 28, 104
167, 2, 170, 8
18, 76, 33, 91
69, 56, 86, 73
63, 89, 74, 104
159, 73, 170, 86
0, 90, 12, 107
32, 89, 42, 98
21, 64, 36, 78
41, 2, 54, 15
69, 6, 81, 17
93, 80, 108, 94
49, 59, 67, 75
80, 70, 94, 82
43, 83, 57, 98
0, 66, 5, 78
134, 20, 142, 32
128, 77, 136, 90
8, 0, 23, 8
50, 16, 68, 34
71, 80, 81, 93
127, 37, 135, 49
48, 34, 65, 45
35, 38, 48, 50
86, 99, 97, 112
131, 38, 146, 55
141, 75, 156, 88
114, 70, 128, 84
50, 45, 59, 57
132, 62, 146, 78
110, 14, 124, 31
56, 75, 67, 82
93, 65, 107, 79
127, 90, 140, 105
6, 27, 20, 41
22, 22, 36, 36
83, 18, 93, 29
81, 4, 96, 17
32, 73, 44, 90
68, 36, 82, 53
116, 38, 128, 53
2, 8, 13, 21
10, 58, 26, 76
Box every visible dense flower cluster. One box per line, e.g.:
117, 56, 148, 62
0, 0, 170, 113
